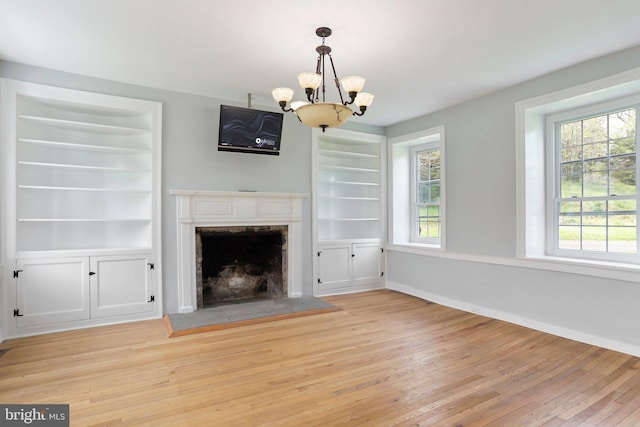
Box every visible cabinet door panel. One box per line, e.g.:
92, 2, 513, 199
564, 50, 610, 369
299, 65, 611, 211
90, 255, 153, 318
16, 257, 90, 328
317, 245, 351, 291
352, 243, 382, 286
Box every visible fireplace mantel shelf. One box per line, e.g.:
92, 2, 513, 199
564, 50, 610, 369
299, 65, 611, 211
171, 190, 307, 313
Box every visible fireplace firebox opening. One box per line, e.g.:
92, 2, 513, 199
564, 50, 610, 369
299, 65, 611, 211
195, 226, 288, 309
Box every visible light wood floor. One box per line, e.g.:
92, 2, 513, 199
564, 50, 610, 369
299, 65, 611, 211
2, 290, 640, 426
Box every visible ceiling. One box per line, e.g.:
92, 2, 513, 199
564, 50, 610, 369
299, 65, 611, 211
2, 0, 640, 127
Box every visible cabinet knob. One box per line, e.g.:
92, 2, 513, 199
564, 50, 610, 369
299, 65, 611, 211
89, 271, 96, 276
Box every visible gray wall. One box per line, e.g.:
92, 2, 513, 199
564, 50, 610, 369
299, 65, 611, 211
0, 60, 312, 314
385, 45, 640, 355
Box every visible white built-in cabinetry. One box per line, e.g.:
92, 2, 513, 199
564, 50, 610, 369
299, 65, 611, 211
312, 128, 386, 296
0, 79, 162, 337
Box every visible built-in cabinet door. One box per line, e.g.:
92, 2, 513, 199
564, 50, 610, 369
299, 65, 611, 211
352, 243, 383, 286
90, 254, 154, 318
15, 257, 90, 328
317, 244, 352, 291
315, 241, 384, 295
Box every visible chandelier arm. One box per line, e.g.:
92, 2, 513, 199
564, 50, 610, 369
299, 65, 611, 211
328, 54, 347, 106
353, 106, 367, 116
278, 101, 293, 113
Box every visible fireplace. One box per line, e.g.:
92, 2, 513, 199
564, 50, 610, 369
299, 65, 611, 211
195, 225, 287, 308
171, 190, 308, 313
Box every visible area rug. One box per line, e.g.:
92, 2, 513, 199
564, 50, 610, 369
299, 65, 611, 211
164, 296, 340, 337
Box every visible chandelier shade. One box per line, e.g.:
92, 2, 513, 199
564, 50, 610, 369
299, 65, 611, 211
271, 87, 294, 104
297, 73, 323, 90
340, 76, 366, 94
354, 92, 375, 112
294, 102, 353, 129
272, 27, 373, 132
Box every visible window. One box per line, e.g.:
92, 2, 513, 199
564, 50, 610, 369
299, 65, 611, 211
389, 126, 445, 249
411, 144, 441, 243
548, 104, 638, 261
517, 68, 640, 279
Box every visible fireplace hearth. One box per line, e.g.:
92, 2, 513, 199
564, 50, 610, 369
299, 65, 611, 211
196, 226, 287, 309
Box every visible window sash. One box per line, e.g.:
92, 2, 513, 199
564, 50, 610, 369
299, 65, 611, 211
411, 143, 441, 244
547, 102, 640, 262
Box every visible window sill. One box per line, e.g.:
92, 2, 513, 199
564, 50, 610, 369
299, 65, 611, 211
387, 245, 640, 283
522, 254, 640, 282
387, 242, 444, 255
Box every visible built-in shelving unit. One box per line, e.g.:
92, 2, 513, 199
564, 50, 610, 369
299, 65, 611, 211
315, 132, 384, 241
14, 93, 154, 254
312, 128, 386, 296
1, 79, 162, 337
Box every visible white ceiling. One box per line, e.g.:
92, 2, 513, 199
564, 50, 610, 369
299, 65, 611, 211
2, 0, 640, 127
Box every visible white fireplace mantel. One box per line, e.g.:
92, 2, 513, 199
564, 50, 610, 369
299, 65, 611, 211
170, 190, 309, 313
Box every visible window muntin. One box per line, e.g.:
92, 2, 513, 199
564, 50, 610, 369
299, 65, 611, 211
411, 144, 441, 243
552, 106, 639, 258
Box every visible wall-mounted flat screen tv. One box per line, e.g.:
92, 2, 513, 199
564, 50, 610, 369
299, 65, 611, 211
218, 105, 284, 155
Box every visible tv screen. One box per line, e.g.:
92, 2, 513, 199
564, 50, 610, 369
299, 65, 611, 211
218, 105, 284, 155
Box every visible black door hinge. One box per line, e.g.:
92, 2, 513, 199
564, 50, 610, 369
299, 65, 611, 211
380, 248, 384, 253
148, 263, 155, 270
13, 270, 23, 278
13, 309, 23, 317
381, 271, 384, 277
147, 295, 155, 303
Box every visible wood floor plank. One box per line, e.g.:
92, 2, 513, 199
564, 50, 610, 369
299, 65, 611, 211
1, 289, 639, 426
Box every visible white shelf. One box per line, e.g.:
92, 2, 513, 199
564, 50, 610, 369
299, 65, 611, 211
18, 114, 150, 135
319, 217, 380, 221
18, 218, 151, 222
319, 196, 381, 201
320, 180, 380, 186
18, 138, 149, 154
319, 149, 380, 159
321, 164, 380, 173
18, 185, 150, 192
18, 161, 149, 173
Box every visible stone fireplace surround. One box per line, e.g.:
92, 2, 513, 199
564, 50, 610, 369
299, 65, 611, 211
196, 225, 288, 308
171, 190, 308, 313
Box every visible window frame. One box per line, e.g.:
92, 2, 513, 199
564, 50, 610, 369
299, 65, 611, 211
410, 142, 441, 245
545, 96, 640, 263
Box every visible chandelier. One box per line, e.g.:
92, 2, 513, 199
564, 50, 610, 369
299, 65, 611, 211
272, 27, 374, 132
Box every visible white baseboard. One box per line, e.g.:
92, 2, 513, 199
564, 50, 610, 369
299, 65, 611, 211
314, 283, 385, 297
386, 281, 640, 358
